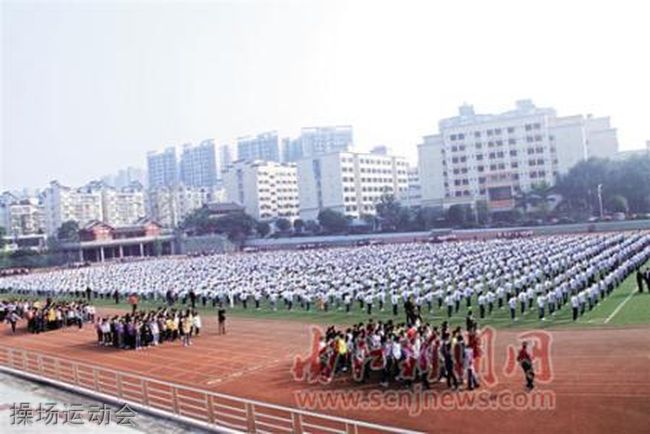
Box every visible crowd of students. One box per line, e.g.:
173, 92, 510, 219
316, 316, 485, 390
0, 298, 95, 334
1, 233, 648, 327
95, 307, 209, 350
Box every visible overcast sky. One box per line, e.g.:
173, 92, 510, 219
1, 0, 648, 191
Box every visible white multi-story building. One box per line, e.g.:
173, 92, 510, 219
223, 160, 299, 221
146, 185, 216, 228
297, 150, 409, 221
418, 100, 619, 210
101, 184, 146, 227
398, 166, 422, 208
0, 196, 45, 236
42, 181, 148, 235
0, 192, 17, 232
42, 181, 104, 235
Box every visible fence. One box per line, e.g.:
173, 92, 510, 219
0, 346, 420, 434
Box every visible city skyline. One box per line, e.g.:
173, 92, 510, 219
2, 0, 649, 191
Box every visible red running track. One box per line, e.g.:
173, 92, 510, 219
1, 309, 649, 434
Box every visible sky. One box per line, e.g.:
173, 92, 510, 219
1, 0, 649, 191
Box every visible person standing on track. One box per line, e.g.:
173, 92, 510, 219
128, 293, 138, 314
218, 305, 226, 335
516, 341, 535, 391
7, 310, 19, 334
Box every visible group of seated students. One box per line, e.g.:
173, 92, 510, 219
95, 307, 203, 350
316, 317, 482, 391
1, 298, 95, 334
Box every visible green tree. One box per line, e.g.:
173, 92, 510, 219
318, 209, 349, 234
613, 156, 650, 213
528, 181, 555, 221
214, 212, 257, 242
0, 226, 6, 249
293, 219, 305, 233
275, 217, 292, 232
555, 158, 611, 214
446, 204, 473, 227
57, 220, 80, 242
414, 207, 445, 230
475, 200, 490, 225
556, 155, 650, 215
304, 220, 320, 234
256, 221, 271, 237
396, 207, 413, 231
181, 207, 216, 235
361, 214, 378, 232
606, 194, 629, 213
375, 193, 403, 232
514, 191, 534, 217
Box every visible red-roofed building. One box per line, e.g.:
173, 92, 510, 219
63, 219, 173, 262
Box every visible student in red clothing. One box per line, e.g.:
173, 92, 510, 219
128, 293, 139, 314
516, 341, 535, 390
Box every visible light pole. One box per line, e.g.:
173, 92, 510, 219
597, 184, 604, 219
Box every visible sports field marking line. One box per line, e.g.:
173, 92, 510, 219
604, 289, 637, 324
206, 357, 287, 385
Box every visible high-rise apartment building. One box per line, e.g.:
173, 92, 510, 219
283, 126, 353, 162
218, 144, 233, 177
180, 139, 218, 187
237, 132, 280, 162
147, 147, 178, 189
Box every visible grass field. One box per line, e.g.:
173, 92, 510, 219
7, 259, 648, 330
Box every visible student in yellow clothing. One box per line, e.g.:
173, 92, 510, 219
166, 317, 176, 342
47, 308, 56, 330
335, 333, 348, 373
181, 316, 192, 347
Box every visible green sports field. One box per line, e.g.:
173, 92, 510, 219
10, 260, 649, 330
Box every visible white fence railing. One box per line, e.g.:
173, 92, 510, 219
0, 346, 420, 434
